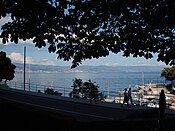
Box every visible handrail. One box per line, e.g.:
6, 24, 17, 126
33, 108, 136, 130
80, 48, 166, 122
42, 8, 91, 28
6, 81, 117, 97
5, 81, 171, 108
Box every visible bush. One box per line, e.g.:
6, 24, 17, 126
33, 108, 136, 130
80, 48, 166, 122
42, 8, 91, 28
44, 88, 62, 96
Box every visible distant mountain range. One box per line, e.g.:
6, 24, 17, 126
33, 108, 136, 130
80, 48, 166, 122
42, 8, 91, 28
14, 63, 167, 73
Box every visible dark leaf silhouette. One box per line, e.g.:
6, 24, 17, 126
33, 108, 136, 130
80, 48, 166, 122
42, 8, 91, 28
0, 51, 16, 83
0, 0, 175, 68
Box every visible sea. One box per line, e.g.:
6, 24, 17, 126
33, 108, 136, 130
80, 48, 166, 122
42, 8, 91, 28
11, 68, 168, 97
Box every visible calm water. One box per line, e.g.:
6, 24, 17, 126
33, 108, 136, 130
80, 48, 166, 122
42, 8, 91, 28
12, 71, 167, 93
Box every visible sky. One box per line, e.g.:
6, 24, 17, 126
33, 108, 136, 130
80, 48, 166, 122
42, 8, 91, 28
0, 16, 168, 68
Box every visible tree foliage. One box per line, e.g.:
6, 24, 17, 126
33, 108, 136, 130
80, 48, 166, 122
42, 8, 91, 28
161, 66, 175, 81
0, 51, 16, 82
69, 78, 102, 101
0, 0, 175, 68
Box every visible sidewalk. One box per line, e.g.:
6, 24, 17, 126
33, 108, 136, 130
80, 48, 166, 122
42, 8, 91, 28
165, 108, 175, 119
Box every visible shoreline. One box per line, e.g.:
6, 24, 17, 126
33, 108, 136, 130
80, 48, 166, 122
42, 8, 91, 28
105, 84, 175, 110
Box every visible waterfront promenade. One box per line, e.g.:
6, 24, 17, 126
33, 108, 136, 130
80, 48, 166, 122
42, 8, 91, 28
1, 83, 175, 130
3, 81, 175, 110
3, 81, 175, 108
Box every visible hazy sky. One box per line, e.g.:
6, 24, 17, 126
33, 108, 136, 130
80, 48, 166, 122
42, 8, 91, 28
0, 16, 168, 67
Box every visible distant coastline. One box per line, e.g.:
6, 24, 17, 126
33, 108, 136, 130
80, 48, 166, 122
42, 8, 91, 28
14, 63, 167, 73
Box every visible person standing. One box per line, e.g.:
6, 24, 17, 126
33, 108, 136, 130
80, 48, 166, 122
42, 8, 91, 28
159, 89, 166, 131
122, 88, 129, 107
159, 89, 166, 120
128, 88, 133, 106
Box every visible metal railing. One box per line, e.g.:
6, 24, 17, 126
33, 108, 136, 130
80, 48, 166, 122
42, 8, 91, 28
6, 81, 122, 101
5, 81, 171, 107
6, 82, 72, 97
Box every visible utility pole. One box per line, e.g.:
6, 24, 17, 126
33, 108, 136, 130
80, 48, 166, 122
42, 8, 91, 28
24, 46, 26, 91
29, 64, 30, 91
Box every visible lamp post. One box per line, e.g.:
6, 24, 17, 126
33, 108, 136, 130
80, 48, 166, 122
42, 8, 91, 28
24, 46, 26, 91
29, 64, 30, 91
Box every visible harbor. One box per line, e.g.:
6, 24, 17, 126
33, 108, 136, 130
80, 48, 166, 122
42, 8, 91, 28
105, 83, 175, 110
